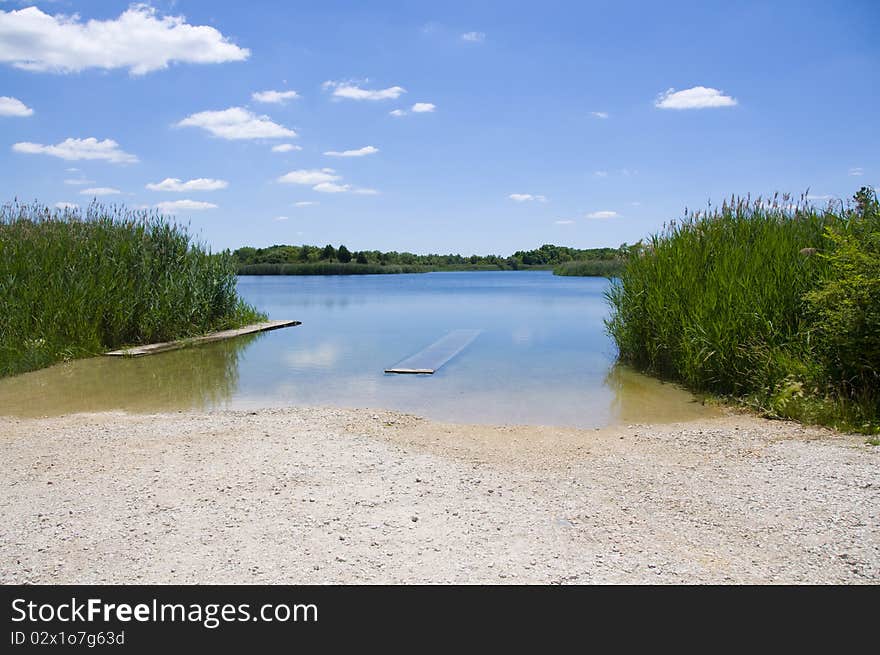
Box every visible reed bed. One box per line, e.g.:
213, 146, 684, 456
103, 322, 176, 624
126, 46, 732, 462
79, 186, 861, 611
0, 201, 264, 377
553, 258, 624, 277
606, 191, 879, 432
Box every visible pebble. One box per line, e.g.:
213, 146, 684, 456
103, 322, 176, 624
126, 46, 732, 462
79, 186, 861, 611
0, 408, 875, 584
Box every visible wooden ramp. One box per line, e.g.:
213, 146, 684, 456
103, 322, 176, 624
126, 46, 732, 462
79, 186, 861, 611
385, 329, 481, 374
104, 320, 300, 357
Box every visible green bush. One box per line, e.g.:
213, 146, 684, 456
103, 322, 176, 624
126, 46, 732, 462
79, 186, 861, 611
805, 187, 880, 398
0, 201, 265, 377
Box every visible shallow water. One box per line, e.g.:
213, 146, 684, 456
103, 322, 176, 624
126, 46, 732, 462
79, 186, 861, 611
0, 271, 717, 427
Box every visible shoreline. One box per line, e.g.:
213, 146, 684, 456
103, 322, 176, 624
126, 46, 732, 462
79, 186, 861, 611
1, 406, 877, 584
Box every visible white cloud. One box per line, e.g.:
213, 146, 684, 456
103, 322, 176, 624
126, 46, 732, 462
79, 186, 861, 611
594, 169, 635, 178
654, 86, 737, 109
461, 31, 485, 43
0, 4, 249, 75
278, 168, 376, 195
54, 201, 77, 210
411, 102, 435, 113
849, 167, 864, 176
252, 89, 299, 104
806, 194, 833, 201
274, 216, 289, 221
324, 145, 379, 157
146, 177, 228, 192
313, 182, 350, 193
389, 109, 407, 117
80, 187, 121, 196
64, 177, 93, 185
590, 111, 608, 119
277, 168, 340, 185
586, 210, 618, 219
12, 137, 137, 163
155, 199, 218, 213
294, 201, 319, 207
311, 183, 378, 195
509, 193, 547, 202
177, 107, 295, 140
554, 219, 575, 225
272, 143, 301, 153
323, 80, 405, 101
0, 95, 32, 116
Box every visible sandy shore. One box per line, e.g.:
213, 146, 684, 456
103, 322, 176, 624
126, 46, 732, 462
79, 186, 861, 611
1, 407, 877, 584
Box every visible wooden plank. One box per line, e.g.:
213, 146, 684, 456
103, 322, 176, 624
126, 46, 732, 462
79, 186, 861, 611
104, 320, 301, 357
385, 329, 481, 374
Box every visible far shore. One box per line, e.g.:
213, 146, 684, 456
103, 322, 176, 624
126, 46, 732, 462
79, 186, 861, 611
1, 407, 876, 584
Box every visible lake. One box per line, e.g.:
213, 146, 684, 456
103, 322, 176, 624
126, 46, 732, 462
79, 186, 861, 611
0, 271, 716, 427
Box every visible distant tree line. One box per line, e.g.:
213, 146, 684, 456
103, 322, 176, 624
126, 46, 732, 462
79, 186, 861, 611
232, 243, 624, 273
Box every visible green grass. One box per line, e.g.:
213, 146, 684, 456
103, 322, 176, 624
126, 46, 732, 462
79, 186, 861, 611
605, 191, 880, 433
0, 201, 265, 378
553, 259, 625, 277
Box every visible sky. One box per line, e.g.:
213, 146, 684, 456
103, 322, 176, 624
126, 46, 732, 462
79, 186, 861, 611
0, 0, 877, 254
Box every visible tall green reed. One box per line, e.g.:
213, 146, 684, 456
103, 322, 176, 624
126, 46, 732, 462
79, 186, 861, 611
553, 258, 624, 277
0, 201, 264, 377
606, 194, 836, 395
606, 191, 879, 432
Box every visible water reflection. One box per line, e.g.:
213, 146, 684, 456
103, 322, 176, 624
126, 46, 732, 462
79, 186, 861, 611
0, 334, 258, 418
0, 273, 719, 427
604, 364, 712, 424
282, 342, 344, 370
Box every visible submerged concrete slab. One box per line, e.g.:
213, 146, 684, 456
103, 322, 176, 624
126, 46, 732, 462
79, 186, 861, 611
104, 320, 300, 357
385, 329, 481, 374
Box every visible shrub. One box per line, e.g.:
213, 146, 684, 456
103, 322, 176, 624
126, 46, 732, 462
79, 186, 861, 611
805, 187, 880, 399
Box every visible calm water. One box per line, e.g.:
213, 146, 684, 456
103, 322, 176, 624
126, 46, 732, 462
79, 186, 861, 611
0, 271, 716, 427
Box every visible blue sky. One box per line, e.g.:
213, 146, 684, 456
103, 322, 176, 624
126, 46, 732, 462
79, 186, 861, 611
1, 0, 877, 254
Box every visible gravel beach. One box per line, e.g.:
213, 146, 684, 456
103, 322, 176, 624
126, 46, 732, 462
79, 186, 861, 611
1, 408, 877, 584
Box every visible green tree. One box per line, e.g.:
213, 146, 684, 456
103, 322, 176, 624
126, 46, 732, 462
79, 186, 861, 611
337, 244, 352, 263
356, 251, 369, 264
321, 244, 336, 261
232, 247, 257, 265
